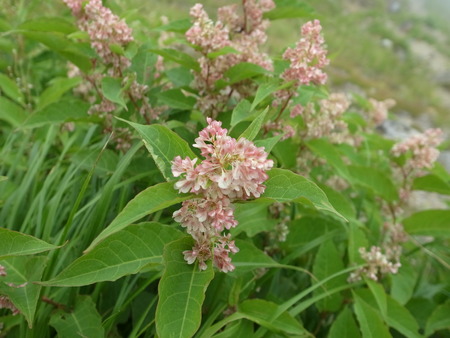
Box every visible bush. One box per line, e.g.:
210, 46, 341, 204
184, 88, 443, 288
0, 0, 449, 337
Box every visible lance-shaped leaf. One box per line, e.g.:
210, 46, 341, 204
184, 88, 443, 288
37, 77, 82, 110
101, 77, 126, 109
306, 138, 350, 180
403, 209, 450, 237
426, 300, 450, 336
0, 256, 47, 328
312, 239, 346, 312
50, 296, 104, 338
239, 106, 269, 141
261, 168, 346, 221
412, 174, 450, 195
121, 120, 197, 181
200, 299, 308, 337
353, 293, 392, 338
254, 134, 283, 154
328, 306, 361, 338
21, 99, 91, 128
42, 223, 183, 287
347, 165, 398, 202
0, 228, 58, 259
0, 73, 25, 105
231, 240, 278, 272
156, 237, 214, 338
86, 182, 192, 251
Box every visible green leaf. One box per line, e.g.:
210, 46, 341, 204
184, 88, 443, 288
312, 239, 346, 312
353, 293, 392, 338
390, 261, 417, 305
306, 138, 350, 180
156, 237, 214, 338
21, 30, 68, 51
157, 88, 196, 110
152, 19, 191, 33
109, 43, 125, 55
425, 299, 450, 335
318, 183, 356, 220
165, 67, 194, 87
37, 77, 82, 110
356, 289, 421, 338
231, 201, 276, 237
328, 306, 361, 338
130, 46, 158, 83
412, 174, 450, 195
251, 81, 282, 111
212, 320, 254, 337
50, 296, 104, 338
230, 99, 252, 128
231, 240, 278, 272
101, 77, 126, 109
403, 209, 450, 237
21, 99, 91, 128
348, 221, 368, 264
200, 299, 308, 337
0, 73, 24, 105
254, 134, 283, 154
207, 46, 239, 59
86, 182, 192, 251
264, 0, 315, 20
150, 48, 200, 71
19, 17, 76, 34
272, 138, 298, 168
224, 62, 269, 85
0, 256, 46, 328
122, 120, 197, 181
261, 168, 346, 221
239, 106, 269, 141
0, 228, 58, 259
347, 165, 398, 202
237, 299, 307, 335
0, 97, 27, 127
366, 279, 387, 318
42, 223, 182, 287
59, 43, 93, 72
384, 295, 421, 338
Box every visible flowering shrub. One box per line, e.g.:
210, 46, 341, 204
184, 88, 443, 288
0, 0, 449, 337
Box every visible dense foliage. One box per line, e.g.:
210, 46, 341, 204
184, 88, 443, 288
0, 0, 449, 337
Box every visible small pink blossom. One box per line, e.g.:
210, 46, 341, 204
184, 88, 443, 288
282, 19, 329, 86
290, 104, 304, 118
348, 246, 401, 282
0, 296, 19, 315
368, 98, 396, 125
63, 0, 134, 72
392, 128, 443, 170
300, 93, 351, 143
0, 265, 6, 277
172, 118, 272, 272
186, 1, 274, 114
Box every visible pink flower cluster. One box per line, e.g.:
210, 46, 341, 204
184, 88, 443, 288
0, 296, 19, 316
0, 265, 19, 315
185, 2, 274, 115
392, 128, 443, 170
282, 20, 329, 87
301, 93, 351, 143
172, 118, 273, 272
368, 98, 396, 126
64, 0, 133, 71
348, 246, 401, 282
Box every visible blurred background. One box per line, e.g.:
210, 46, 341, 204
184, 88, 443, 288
1, 0, 449, 128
